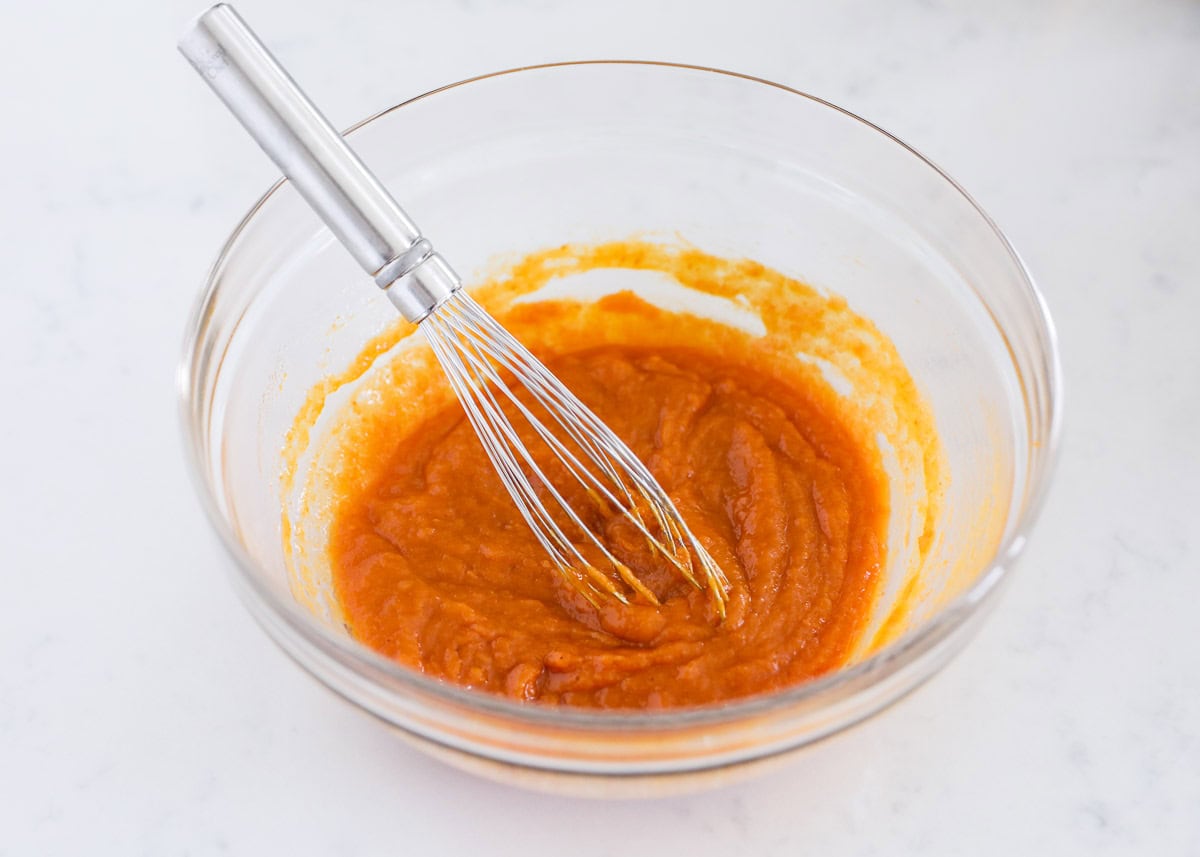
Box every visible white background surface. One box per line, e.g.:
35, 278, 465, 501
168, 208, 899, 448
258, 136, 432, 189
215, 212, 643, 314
2, 0, 1197, 853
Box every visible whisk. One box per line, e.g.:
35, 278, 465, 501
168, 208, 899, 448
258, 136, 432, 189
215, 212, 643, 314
180, 4, 728, 615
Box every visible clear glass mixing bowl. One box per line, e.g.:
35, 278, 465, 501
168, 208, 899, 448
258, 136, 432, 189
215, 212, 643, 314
180, 62, 1060, 794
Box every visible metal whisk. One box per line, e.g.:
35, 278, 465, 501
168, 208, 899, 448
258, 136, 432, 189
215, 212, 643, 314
180, 4, 729, 614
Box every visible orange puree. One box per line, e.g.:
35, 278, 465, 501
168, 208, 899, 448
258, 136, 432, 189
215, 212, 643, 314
300, 241, 939, 709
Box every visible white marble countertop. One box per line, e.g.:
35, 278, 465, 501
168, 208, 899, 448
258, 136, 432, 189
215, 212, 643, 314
3, 0, 1197, 853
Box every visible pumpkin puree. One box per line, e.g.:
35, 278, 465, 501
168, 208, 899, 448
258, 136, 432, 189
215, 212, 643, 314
302, 241, 939, 709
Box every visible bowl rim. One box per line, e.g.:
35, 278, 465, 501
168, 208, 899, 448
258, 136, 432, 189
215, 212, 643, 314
180, 59, 1063, 734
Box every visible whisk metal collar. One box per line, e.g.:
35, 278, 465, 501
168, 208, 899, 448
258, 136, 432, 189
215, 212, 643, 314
374, 238, 434, 288
382, 249, 463, 324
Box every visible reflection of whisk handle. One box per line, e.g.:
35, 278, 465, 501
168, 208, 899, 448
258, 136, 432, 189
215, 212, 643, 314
178, 3, 460, 321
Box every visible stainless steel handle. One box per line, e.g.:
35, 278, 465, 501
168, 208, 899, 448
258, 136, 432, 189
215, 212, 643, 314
179, 3, 460, 321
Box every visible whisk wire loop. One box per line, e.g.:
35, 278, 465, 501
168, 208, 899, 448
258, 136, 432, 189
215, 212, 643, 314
421, 290, 729, 615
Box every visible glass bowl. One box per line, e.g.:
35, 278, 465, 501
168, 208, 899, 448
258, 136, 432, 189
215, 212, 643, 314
180, 61, 1060, 795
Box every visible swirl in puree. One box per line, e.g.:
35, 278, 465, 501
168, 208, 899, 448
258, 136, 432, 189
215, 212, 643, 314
286, 241, 942, 708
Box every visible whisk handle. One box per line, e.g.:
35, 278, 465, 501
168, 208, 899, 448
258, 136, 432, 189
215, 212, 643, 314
178, 4, 458, 320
